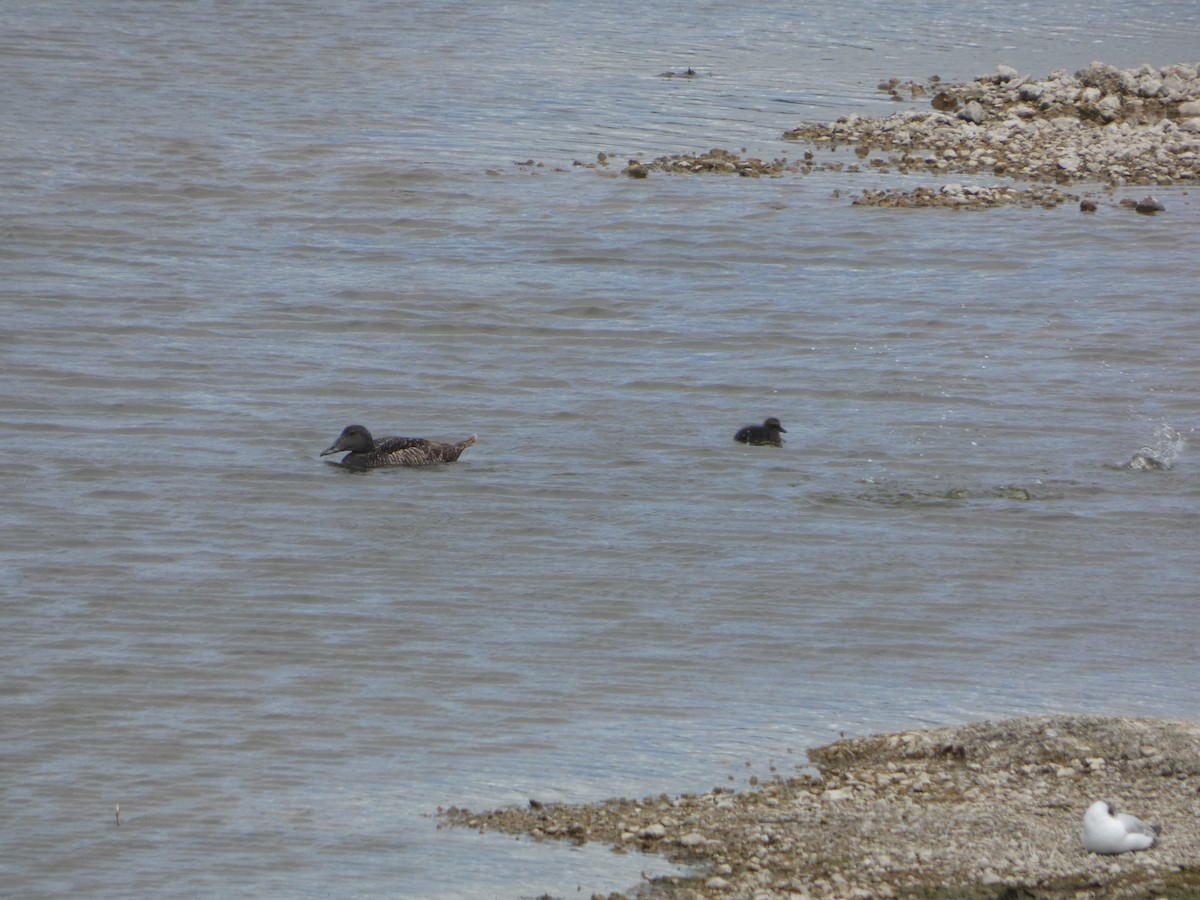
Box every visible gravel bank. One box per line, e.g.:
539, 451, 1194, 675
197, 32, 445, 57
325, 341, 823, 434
440, 715, 1200, 898
785, 62, 1200, 186
594, 62, 1200, 209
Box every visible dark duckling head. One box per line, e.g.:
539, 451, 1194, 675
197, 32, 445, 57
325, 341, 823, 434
322, 424, 374, 457
734, 417, 787, 447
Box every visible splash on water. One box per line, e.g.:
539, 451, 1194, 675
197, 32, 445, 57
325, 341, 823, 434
1125, 424, 1186, 471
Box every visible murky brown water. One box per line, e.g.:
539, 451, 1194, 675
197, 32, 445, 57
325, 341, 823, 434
4, 1, 1200, 896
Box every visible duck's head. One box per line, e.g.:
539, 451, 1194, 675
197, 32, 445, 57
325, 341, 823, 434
763, 417, 787, 433
322, 424, 374, 456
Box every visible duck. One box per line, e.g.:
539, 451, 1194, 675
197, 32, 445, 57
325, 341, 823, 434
1081, 800, 1159, 854
321, 424, 476, 468
734, 417, 787, 447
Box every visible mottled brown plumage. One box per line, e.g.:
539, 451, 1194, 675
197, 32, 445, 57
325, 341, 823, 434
321, 424, 476, 468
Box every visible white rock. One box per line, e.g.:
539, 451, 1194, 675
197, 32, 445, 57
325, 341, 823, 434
1161, 74, 1188, 100
960, 100, 986, 124
1137, 76, 1163, 97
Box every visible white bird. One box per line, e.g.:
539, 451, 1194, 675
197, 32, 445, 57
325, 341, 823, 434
1081, 800, 1159, 853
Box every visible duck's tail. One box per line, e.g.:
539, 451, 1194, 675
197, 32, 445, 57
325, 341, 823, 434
448, 434, 477, 460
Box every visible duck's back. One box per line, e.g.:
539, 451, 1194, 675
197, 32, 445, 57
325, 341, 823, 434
345, 434, 476, 468
734, 425, 783, 447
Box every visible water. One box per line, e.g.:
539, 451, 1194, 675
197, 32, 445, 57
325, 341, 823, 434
3, 1, 1200, 897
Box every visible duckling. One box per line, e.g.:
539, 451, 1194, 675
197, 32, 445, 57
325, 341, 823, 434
734, 417, 787, 447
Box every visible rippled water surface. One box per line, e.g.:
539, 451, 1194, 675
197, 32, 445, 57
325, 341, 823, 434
4, 1, 1200, 897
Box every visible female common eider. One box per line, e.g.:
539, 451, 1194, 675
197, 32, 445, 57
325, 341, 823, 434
734, 417, 787, 447
321, 424, 476, 468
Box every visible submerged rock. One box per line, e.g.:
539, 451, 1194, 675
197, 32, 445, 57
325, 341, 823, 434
851, 183, 1077, 209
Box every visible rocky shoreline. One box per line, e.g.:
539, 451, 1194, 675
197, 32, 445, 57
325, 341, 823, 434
440, 715, 1200, 898
784, 62, 1200, 186
590, 61, 1200, 209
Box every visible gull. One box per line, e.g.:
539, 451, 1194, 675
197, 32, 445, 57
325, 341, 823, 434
1081, 800, 1159, 853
